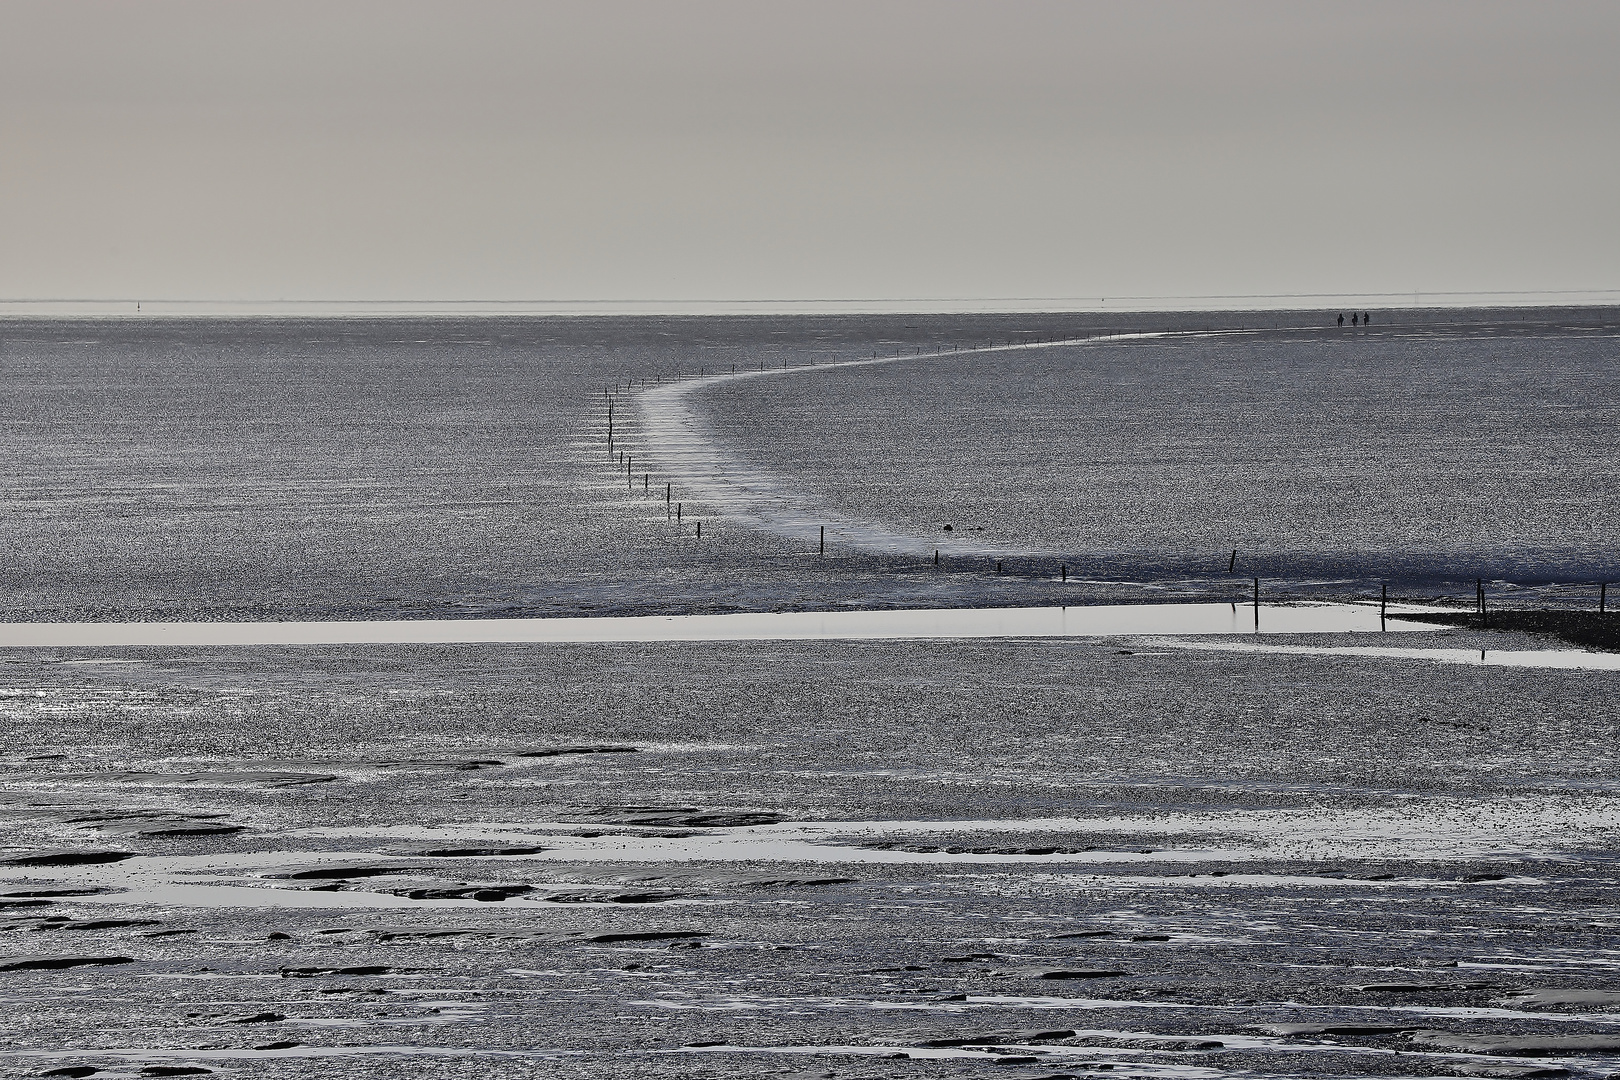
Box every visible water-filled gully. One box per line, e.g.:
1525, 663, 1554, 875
0, 601, 1610, 668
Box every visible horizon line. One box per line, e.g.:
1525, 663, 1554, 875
2, 289, 1618, 319
3, 287, 1620, 305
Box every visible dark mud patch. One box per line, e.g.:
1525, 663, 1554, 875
372, 928, 480, 942
537, 869, 853, 890
23, 917, 162, 932
514, 745, 638, 758
2, 849, 136, 867
542, 889, 681, 904
1402, 610, 1620, 652
402, 845, 549, 858
1497, 988, 1620, 1009
569, 805, 784, 828
393, 884, 533, 901
278, 964, 398, 978
369, 927, 709, 945
1348, 980, 1495, 992
1409, 1029, 1620, 1054
852, 841, 1106, 856
364, 758, 507, 771
1251, 1022, 1416, 1037
265, 863, 424, 880
913, 1029, 1077, 1047
580, 930, 708, 944
0, 954, 133, 971
730, 873, 855, 887
103, 771, 339, 788
70, 812, 245, 838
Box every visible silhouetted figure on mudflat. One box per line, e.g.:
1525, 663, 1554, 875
1337, 313, 1345, 326
1363, 312, 1371, 325
1352, 313, 1359, 326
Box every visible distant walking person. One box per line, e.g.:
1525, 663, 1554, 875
1337, 313, 1344, 326
1352, 313, 1359, 326
1363, 312, 1370, 325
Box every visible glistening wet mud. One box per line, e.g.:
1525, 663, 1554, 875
3, 312, 1618, 1078
4, 634, 1620, 1078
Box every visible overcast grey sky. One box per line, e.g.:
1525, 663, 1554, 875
3, 1, 1617, 309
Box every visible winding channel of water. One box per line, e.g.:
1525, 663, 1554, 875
630, 331, 1171, 557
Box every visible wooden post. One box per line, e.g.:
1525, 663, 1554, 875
1228, 549, 1237, 573
934, 549, 939, 566
1602, 582, 1608, 614
1253, 577, 1260, 632
1381, 581, 1388, 630
1061, 564, 1067, 582
996, 560, 1002, 574
696, 522, 701, 539
819, 525, 824, 556
644, 474, 649, 493
677, 503, 682, 523
1477, 578, 1487, 629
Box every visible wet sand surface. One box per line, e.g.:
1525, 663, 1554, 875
0, 310, 1616, 624
4, 630, 1620, 1078
2, 311, 1617, 1078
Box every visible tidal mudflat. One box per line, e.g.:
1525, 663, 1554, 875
1, 310, 1618, 1078
4, 632, 1620, 1078
1, 310, 1616, 623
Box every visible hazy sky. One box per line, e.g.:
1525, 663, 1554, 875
4, 1, 1617, 308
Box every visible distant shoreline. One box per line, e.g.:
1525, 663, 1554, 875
2, 292, 1619, 319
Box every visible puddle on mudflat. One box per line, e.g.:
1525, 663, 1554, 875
0, 602, 1434, 648
14, 798, 1606, 910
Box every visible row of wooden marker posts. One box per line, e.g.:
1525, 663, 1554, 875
606, 390, 1615, 623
